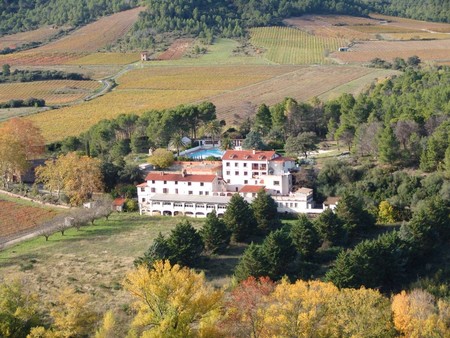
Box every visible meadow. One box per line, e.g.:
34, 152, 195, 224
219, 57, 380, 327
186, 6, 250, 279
0, 80, 102, 105
250, 27, 345, 64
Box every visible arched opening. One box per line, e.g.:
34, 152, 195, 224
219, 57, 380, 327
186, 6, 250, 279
163, 210, 172, 216
174, 211, 182, 216
217, 213, 224, 218
185, 212, 194, 217
195, 212, 205, 218
152, 210, 161, 216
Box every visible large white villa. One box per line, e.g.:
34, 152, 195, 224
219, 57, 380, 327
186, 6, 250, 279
138, 150, 327, 217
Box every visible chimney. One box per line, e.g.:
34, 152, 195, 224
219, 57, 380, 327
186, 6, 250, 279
182, 169, 187, 177
160, 171, 164, 176
252, 149, 256, 155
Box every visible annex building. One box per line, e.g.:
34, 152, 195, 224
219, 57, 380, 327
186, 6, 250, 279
138, 150, 327, 217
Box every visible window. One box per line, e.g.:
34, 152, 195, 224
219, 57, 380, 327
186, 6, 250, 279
226, 171, 230, 175
151, 180, 155, 184
244, 171, 248, 176
175, 189, 178, 194
205, 191, 209, 196
227, 179, 230, 183
188, 182, 192, 186
274, 181, 280, 186
244, 180, 248, 184
200, 182, 204, 186
140, 187, 145, 192
235, 162, 238, 167
151, 188, 156, 193
163, 188, 168, 194
141, 198, 146, 202
243, 163, 247, 167
235, 171, 239, 175
188, 191, 193, 195
199, 191, 203, 195
226, 162, 230, 167
175, 181, 178, 185
164, 181, 167, 184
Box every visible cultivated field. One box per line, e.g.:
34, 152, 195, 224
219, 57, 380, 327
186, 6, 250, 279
37, 7, 144, 53
284, 14, 450, 41
0, 195, 58, 240
117, 65, 299, 91
250, 27, 345, 64
210, 66, 397, 124
0, 107, 49, 122
67, 52, 140, 65
0, 26, 65, 50
157, 39, 194, 60
332, 39, 450, 63
0, 80, 102, 105
0, 52, 83, 66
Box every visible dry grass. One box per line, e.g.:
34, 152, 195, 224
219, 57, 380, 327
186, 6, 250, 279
349, 25, 420, 34
157, 39, 194, 60
369, 14, 450, 33
37, 7, 144, 53
381, 32, 450, 40
0, 80, 102, 105
332, 39, 450, 63
0, 26, 65, 50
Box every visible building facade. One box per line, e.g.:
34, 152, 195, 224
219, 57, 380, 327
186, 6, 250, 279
138, 150, 324, 217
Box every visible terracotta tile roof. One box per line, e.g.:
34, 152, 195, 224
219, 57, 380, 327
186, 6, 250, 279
324, 196, 340, 205
137, 183, 147, 187
145, 172, 217, 183
112, 197, 126, 206
239, 185, 265, 193
271, 156, 295, 162
222, 150, 277, 161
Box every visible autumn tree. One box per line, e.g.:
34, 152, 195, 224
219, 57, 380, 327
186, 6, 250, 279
147, 148, 174, 169
377, 200, 396, 224
199, 210, 231, 254
36, 152, 103, 206
221, 276, 275, 338
0, 133, 28, 188
94, 310, 116, 338
123, 261, 223, 337
0, 279, 42, 337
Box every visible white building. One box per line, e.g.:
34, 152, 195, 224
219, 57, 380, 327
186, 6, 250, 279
137, 150, 324, 217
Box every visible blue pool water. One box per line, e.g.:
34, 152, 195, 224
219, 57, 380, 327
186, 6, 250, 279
187, 148, 224, 159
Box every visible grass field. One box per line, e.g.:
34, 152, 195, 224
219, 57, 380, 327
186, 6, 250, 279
0, 213, 233, 332
250, 27, 345, 64
0, 80, 102, 105
0, 194, 60, 240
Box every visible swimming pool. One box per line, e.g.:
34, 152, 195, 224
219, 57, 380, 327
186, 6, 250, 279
187, 147, 224, 159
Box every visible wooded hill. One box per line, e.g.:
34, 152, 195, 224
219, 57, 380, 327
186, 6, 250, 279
0, 0, 138, 36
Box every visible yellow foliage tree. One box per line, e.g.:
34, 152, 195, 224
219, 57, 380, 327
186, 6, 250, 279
36, 152, 103, 205
94, 310, 116, 338
377, 200, 396, 224
123, 261, 223, 337
392, 289, 450, 337
0, 133, 28, 188
147, 148, 174, 169
1, 118, 45, 160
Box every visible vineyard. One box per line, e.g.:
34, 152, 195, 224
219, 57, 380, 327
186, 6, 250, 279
0, 80, 102, 105
117, 65, 299, 91
250, 27, 345, 64
332, 39, 450, 63
208, 66, 396, 124
37, 7, 144, 53
0, 199, 57, 239
0, 52, 84, 66
0, 26, 64, 50
68, 53, 140, 65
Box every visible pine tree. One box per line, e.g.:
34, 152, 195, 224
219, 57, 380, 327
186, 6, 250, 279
224, 194, 257, 242
134, 232, 172, 268
254, 104, 272, 135
261, 229, 296, 279
289, 214, 320, 259
234, 243, 268, 281
378, 124, 400, 164
200, 210, 231, 254
251, 188, 279, 234
167, 220, 204, 266
314, 208, 345, 246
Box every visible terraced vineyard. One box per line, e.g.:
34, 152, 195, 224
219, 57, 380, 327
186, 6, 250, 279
250, 27, 345, 64
0, 80, 102, 105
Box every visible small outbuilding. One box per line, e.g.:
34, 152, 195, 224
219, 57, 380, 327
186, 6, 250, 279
112, 197, 126, 212
140, 51, 149, 61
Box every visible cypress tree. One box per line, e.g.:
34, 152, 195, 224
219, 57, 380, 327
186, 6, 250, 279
224, 194, 257, 242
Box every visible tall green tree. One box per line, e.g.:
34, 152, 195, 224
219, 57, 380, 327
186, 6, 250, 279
314, 208, 345, 246
224, 194, 257, 242
261, 229, 296, 279
167, 220, 204, 266
234, 243, 268, 281
200, 210, 231, 254
378, 124, 400, 164
254, 104, 272, 135
284, 132, 318, 158
289, 214, 321, 259
251, 188, 279, 234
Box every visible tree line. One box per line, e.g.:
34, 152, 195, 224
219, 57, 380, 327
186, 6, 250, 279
0, 64, 89, 83
2, 260, 449, 337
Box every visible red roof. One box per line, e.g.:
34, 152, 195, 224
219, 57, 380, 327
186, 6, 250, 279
145, 172, 217, 183
137, 183, 147, 187
239, 185, 266, 193
112, 197, 126, 206
271, 156, 295, 162
222, 150, 277, 161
